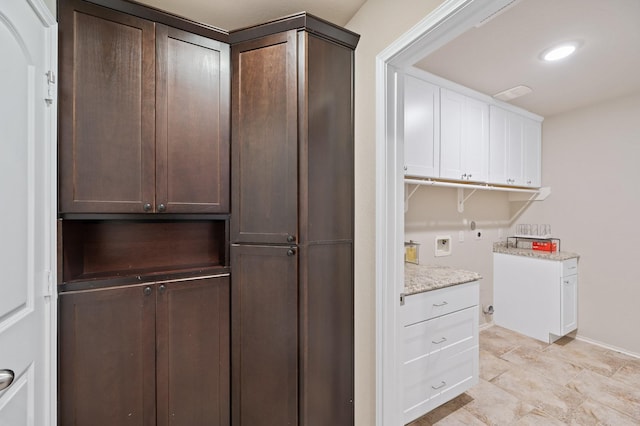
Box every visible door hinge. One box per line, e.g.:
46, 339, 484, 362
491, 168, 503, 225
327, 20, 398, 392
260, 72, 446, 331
45, 70, 56, 105
43, 270, 53, 297
400, 293, 406, 306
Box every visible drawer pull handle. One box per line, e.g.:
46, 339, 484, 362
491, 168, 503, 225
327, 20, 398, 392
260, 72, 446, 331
433, 301, 448, 307
431, 381, 446, 390
564, 280, 571, 284
432, 337, 447, 344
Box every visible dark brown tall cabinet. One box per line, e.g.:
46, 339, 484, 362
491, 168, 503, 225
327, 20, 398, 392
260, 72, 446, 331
57, 2, 359, 425
57, 0, 231, 425
230, 16, 359, 426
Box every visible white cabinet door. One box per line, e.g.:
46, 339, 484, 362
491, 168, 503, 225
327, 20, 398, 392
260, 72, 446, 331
506, 113, 524, 185
561, 274, 578, 335
489, 106, 541, 187
404, 75, 439, 178
523, 117, 542, 187
488, 106, 510, 184
440, 88, 488, 182
0, 1, 56, 425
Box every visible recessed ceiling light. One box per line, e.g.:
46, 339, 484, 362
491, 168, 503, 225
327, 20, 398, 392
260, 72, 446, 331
542, 42, 579, 62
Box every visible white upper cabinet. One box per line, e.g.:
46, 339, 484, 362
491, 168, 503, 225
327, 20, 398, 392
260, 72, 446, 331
489, 106, 542, 187
403, 74, 439, 178
440, 88, 489, 182
401, 69, 542, 187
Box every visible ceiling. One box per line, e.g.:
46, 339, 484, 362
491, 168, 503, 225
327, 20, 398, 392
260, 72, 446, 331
415, 0, 640, 117
135, 0, 640, 118
135, 0, 366, 31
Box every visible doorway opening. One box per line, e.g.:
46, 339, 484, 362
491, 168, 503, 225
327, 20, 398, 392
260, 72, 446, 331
374, 1, 517, 424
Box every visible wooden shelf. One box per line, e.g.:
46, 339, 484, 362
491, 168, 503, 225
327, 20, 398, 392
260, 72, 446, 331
59, 219, 228, 288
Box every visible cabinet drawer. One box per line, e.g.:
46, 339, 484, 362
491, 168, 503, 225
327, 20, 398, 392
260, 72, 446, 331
562, 258, 578, 276
402, 281, 478, 325
403, 306, 477, 363
403, 345, 478, 423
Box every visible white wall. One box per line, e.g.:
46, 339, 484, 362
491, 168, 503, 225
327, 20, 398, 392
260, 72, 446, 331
404, 186, 511, 324
344, 1, 447, 424
516, 91, 640, 356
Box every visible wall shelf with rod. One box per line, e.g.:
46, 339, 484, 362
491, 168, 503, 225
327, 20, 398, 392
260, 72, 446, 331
404, 178, 551, 213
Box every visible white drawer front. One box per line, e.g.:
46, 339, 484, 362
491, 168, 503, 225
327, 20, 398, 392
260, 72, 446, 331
403, 345, 478, 423
403, 281, 479, 326
403, 306, 477, 363
562, 258, 578, 276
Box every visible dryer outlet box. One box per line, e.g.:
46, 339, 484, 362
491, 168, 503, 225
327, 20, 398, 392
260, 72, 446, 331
435, 235, 452, 257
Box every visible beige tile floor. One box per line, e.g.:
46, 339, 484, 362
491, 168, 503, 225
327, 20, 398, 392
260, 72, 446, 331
409, 325, 640, 425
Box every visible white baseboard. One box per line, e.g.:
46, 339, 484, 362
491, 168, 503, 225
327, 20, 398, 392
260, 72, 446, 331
479, 320, 494, 331
575, 334, 640, 360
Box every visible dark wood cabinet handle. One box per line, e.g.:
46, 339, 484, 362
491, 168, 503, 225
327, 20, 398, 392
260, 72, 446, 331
143, 286, 152, 296
143, 203, 152, 212
157, 203, 166, 212
287, 249, 296, 256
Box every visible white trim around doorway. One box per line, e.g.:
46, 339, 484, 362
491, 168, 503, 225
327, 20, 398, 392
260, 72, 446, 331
374, 1, 519, 424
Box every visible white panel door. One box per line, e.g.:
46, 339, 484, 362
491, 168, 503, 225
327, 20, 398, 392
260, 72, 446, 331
0, 1, 56, 425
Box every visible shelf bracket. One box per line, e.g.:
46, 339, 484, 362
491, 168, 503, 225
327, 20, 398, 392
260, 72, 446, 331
457, 187, 477, 213
404, 184, 420, 212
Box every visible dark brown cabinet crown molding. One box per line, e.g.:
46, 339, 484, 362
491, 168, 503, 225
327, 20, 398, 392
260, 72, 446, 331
229, 12, 360, 48
81, 0, 229, 41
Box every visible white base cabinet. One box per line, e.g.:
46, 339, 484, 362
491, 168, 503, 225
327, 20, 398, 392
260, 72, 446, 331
401, 281, 479, 425
493, 253, 578, 343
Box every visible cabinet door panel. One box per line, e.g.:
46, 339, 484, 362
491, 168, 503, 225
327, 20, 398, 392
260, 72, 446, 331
58, 285, 156, 426
300, 242, 354, 425
403, 75, 439, 178
440, 89, 465, 180
231, 32, 298, 244
59, 0, 155, 213
523, 117, 542, 187
561, 274, 578, 335
156, 276, 230, 426
156, 25, 230, 213
231, 245, 298, 426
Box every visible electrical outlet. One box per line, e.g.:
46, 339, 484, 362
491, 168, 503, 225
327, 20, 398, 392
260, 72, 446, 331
475, 229, 483, 240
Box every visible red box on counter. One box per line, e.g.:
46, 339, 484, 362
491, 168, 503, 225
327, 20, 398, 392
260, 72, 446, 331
532, 241, 557, 252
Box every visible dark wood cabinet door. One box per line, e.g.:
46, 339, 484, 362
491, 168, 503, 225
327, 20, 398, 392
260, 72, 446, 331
231, 245, 298, 425
58, 285, 156, 426
58, 0, 156, 213
231, 32, 298, 244
156, 276, 230, 426
156, 25, 230, 214
300, 242, 354, 425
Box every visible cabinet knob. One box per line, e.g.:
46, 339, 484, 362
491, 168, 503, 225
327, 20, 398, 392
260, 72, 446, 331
287, 235, 295, 243
159, 284, 166, 292
157, 203, 166, 213
287, 249, 296, 257
527, 180, 532, 185
461, 173, 467, 179
404, 166, 408, 171
143, 203, 152, 212
467, 174, 472, 180
143, 286, 152, 296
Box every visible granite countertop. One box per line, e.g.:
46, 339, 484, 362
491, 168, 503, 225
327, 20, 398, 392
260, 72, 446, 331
404, 263, 482, 296
493, 241, 580, 261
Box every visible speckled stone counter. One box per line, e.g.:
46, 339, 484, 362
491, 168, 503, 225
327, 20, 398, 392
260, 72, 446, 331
493, 241, 579, 261
404, 263, 482, 296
